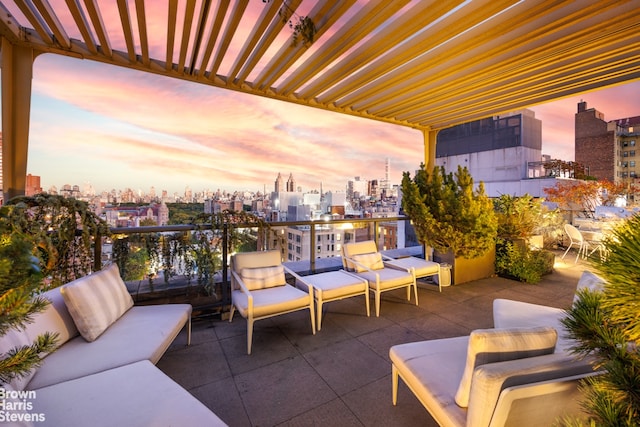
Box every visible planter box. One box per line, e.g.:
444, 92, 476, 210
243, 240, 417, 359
433, 246, 496, 285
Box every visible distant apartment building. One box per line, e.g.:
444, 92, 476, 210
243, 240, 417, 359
104, 202, 169, 227
204, 199, 243, 214
25, 174, 43, 196
284, 226, 343, 262
575, 101, 640, 185
435, 109, 554, 197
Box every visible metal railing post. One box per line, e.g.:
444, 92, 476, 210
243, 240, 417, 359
222, 223, 229, 307
310, 223, 316, 273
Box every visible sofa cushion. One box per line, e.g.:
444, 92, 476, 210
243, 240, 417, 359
231, 286, 310, 318
60, 264, 133, 342
454, 326, 557, 407
574, 270, 606, 303
26, 304, 191, 390
25, 287, 79, 346
341, 241, 378, 270
31, 361, 227, 427
390, 336, 469, 427
240, 265, 286, 291
467, 353, 597, 427
0, 328, 37, 391
352, 252, 384, 272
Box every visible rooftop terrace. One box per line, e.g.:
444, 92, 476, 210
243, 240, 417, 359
156, 251, 588, 427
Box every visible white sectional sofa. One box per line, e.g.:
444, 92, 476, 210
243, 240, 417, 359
0, 264, 226, 427
390, 270, 605, 427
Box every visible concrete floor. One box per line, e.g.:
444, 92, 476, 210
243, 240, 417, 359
157, 253, 591, 427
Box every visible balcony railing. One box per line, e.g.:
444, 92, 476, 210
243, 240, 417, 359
102, 216, 417, 316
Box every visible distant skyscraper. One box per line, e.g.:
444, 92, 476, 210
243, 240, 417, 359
383, 157, 391, 191
275, 173, 284, 192
286, 173, 296, 192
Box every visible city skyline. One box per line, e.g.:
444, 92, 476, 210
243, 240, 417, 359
6, 51, 640, 196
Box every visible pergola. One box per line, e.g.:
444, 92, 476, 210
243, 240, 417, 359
1, 0, 640, 200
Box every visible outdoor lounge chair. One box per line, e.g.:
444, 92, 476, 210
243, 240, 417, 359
229, 250, 316, 354
341, 241, 417, 317
390, 270, 605, 426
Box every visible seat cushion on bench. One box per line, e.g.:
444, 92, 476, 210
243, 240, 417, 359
390, 336, 469, 427
32, 361, 227, 427
26, 304, 191, 390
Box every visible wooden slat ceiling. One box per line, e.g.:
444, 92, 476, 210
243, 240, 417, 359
1, 0, 640, 131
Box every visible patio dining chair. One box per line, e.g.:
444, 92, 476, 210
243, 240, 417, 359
341, 241, 417, 317
229, 250, 316, 354
561, 224, 589, 263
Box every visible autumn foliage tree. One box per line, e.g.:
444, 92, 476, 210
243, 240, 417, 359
544, 180, 631, 217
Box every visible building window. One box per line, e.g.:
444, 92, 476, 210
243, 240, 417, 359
624, 151, 629, 157
317, 236, 321, 242
632, 140, 637, 146
336, 234, 341, 241
296, 235, 301, 243
631, 150, 636, 157
631, 161, 636, 168
623, 162, 628, 168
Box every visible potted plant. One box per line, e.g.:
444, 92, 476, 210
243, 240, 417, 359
493, 194, 559, 283
401, 164, 498, 284
561, 215, 639, 425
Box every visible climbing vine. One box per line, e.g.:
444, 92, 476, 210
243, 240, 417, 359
4, 194, 110, 288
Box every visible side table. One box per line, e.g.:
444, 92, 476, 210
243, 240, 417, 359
296, 270, 369, 331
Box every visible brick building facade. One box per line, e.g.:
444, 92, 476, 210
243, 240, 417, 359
575, 101, 640, 184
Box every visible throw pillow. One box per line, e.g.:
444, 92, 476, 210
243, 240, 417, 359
240, 265, 286, 291
454, 326, 557, 407
351, 252, 384, 272
60, 263, 134, 342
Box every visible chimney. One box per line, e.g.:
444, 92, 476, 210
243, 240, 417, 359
577, 100, 587, 113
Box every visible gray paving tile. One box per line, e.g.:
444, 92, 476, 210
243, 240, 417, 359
235, 356, 336, 426
357, 324, 425, 361
342, 375, 438, 427
303, 339, 388, 396
157, 339, 230, 390
190, 376, 252, 427
277, 398, 363, 427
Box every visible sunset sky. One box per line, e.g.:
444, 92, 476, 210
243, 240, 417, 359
3, 2, 640, 196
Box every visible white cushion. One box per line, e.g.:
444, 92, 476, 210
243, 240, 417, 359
240, 265, 286, 291
26, 304, 191, 390
32, 361, 227, 427
574, 270, 606, 303
341, 241, 378, 270
467, 353, 596, 427
389, 336, 469, 427
0, 288, 79, 391
454, 326, 557, 407
351, 253, 384, 272
0, 328, 36, 391
231, 286, 310, 318
354, 268, 413, 289
60, 264, 134, 342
